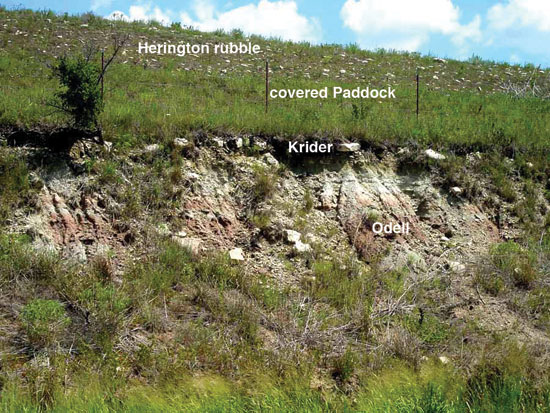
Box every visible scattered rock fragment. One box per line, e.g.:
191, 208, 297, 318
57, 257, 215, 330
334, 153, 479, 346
293, 240, 312, 254
425, 149, 446, 160
336, 143, 360, 152
284, 229, 302, 244
173, 237, 202, 255
229, 247, 245, 261
144, 144, 160, 153
450, 187, 462, 195
262, 153, 279, 167
212, 137, 224, 148
438, 356, 450, 364
173, 137, 189, 148
448, 261, 466, 273
228, 137, 243, 150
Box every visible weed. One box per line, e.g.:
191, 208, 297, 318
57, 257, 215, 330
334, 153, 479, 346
331, 349, 357, 384
249, 211, 272, 230
303, 188, 314, 212
491, 241, 538, 288
21, 299, 70, 350
0, 148, 32, 225
251, 164, 278, 203
311, 255, 373, 325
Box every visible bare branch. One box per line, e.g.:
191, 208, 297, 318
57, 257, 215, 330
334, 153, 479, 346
97, 33, 130, 85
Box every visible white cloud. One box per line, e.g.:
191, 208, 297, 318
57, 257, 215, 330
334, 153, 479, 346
91, 0, 113, 12
106, 0, 319, 42
180, 0, 321, 42
488, 0, 550, 32
340, 0, 481, 51
106, 4, 172, 26
485, 0, 550, 62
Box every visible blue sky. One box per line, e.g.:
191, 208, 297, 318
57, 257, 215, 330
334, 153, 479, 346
3, 0, 550, 67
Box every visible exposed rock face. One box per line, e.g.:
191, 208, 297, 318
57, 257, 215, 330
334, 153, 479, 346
337, 168, 420, 259
12, 135, 504, 306
27, 186, 122, 262
9, 133, 540, 352
319, 182, 336, 210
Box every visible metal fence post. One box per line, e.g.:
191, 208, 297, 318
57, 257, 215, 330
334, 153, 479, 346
265, 60, 269, 114
101, 49, 105, 100
416, 68, 419, 119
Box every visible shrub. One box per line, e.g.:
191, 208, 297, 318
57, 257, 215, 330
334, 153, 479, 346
490, 241, 538, 288
251, 164, 278, 202
331, 349, 356, 384
0, 149, 31, 225
311, 255, 373, 329
0, 234, 60, 283
20, 299, 70, 349
53, 55, 102, 128
303, 189, 314, 212
474, 271, 505, 295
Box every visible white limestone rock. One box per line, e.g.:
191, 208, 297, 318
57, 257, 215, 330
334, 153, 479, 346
293, 240, 312, 254
284, 229, 302, 244
173, 137, 189, 148
425, 149, 446, 160
229, 247, 245, 261
336, 143, 360, 152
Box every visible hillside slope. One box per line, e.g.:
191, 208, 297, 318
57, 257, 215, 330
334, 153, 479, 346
2, 7, 550, 412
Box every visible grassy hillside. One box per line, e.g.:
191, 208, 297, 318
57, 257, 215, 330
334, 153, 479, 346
3, 7, 550, 413
1, 7, 550, 153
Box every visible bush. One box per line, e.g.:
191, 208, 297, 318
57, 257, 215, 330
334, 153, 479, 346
251, 164, 278, 202
0, 149, 31, 225
490, 241, 538, 288
0, 233, 60, 283
78, 283, 130, 347
21, 299, 70, 349
53, 55, 102, 128
311, 255, 373, 329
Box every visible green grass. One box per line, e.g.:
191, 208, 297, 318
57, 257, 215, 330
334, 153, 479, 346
4, 7, 550, 411
2, 360, 550, 412
0, 146, 33, 225
1, 7, 550, 158
2, 223, 550, 411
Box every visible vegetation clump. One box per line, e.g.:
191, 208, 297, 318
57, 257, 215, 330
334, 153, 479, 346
53, 55, 103, 128
21, 299, 70, 349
